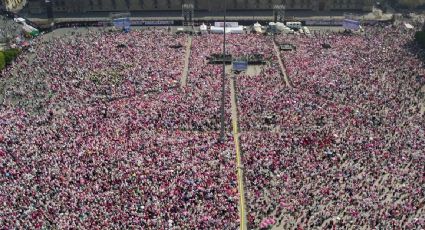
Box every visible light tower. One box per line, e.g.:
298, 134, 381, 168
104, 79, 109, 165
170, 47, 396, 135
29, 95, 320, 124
45, 0, 53, 20
219, 0, 227, 142
182, 0, 194, 26
273, 4, 285, 22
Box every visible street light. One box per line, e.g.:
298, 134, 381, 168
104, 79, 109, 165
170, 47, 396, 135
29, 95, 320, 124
273, 4, 285, 23
219, 0, 226, 142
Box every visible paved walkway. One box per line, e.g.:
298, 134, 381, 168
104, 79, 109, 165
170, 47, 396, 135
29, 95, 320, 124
273, 41, 291, 87
181, 36, 192, 88
420, 85, 425, 116
229, 71, 248, 230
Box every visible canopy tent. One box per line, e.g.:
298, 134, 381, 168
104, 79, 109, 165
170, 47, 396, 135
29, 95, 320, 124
200, 23, 208, 34
210, 26, 244, 34
275, 22, 286, 31
210, 26, 224, 34
404, 23, 414, 29
22, 24, 39, 37
303, 26, 311, 35
229, 26, 244, 34
253, 22, 262, 33
267, 22, 277, 34
268, 22, 292, 34
14, 17, 26, 23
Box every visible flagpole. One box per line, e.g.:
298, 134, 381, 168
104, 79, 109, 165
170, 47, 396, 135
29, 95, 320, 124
219, 0, 227, 142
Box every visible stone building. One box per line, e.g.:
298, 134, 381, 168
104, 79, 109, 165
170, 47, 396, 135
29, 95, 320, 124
2, 0, 27, 11
20, 0, 374, 15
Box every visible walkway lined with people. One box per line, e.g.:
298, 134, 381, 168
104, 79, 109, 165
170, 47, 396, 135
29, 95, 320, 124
273, 41, 291, 87
181, 36, 192, 88
229, 70, 248, 230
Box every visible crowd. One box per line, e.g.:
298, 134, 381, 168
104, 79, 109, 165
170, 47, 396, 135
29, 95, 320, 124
0, 23, 424, 229
238, 25, 425, 228
1, 29, 241, 229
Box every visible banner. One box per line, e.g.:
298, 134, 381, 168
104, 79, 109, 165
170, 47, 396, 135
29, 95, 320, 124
233, 61, 248, 71
113, 18, 131, 30
343, 19, 360, 30
131, 20, 175, 26
214, 22, 239, 28
304, 20, 343, 26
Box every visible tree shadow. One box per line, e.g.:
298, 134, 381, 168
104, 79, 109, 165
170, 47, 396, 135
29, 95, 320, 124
403, 39, 425, 65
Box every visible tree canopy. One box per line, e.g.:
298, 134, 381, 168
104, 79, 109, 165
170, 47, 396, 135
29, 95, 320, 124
415, 31, 425, 48
0, 52, 5, 70
3, 48, 20, 65
0, 48, 20, 70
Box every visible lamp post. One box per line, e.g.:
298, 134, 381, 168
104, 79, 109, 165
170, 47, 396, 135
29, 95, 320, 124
219, 0, 227, 142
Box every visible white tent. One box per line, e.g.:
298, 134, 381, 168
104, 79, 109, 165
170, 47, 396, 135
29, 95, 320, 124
14, 17, 26, 23
210, 26, 244, 34
200, 23, 207, 31
22, 24, 34, 33
253, 22, 262, 33
200, 23, 208, 34
275, 22, 286, 31
404, 23, 414, 29
228, 26, 244, 34
302, 26, 311, 35
22, 23, 40, 36
210, 26, 224, 34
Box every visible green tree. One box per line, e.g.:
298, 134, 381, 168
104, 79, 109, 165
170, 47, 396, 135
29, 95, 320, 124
3, 48, 20, 65
0, 52, 5, 70
415, 31, 425, 48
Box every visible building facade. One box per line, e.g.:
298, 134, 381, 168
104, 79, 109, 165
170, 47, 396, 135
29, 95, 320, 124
2, 0, 27, 11
22, 0, 374, 15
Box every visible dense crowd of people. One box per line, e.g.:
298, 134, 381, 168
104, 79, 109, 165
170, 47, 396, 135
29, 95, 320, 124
238, 25, 425, 228
0, 23, 424, 229
1, 29, 241, 229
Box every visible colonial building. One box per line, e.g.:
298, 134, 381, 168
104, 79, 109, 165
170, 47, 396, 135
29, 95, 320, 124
21, 0, 374, 15
2, 0, 27, 11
